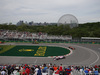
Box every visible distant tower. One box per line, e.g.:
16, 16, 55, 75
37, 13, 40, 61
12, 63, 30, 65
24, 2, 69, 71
16, 20, 24, 26
57, 14, 78, 28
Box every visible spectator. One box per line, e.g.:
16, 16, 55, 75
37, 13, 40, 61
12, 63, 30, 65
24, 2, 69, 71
1, 69, 6, 75
7, 66, 12, 75
55, 68, 60, 74
20, 67, 26, 75
48, 67, 54, 75
34, 66, 39, 75
63, 69, 67, 75
59, 64, 63, 72
25, 67, 30, 75
98, 66, 100, 73
84, 68, 89, 75
16, 69, 20, 75
53, 65, 58, 71
31, 65, 35, 74
37, 67, 42, 75
66, 66, 72, 75
80, 67, 84, 75
94, 68, 99, 75
42, 64, 47, 73
13, 67, 19, 75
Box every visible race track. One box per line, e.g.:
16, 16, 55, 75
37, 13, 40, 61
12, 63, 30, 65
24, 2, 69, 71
0, 43, 100, 66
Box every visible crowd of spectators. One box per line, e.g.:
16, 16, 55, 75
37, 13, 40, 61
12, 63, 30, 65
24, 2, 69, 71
0, 63, 100, 75
0, 30, 36, 39
0, 30, 71, 40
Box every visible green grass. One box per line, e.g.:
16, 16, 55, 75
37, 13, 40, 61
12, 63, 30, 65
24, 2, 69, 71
0, 45, 15, 54
0, 45, 70, 57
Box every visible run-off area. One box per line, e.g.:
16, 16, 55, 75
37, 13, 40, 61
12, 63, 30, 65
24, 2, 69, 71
0, 45, 70, 57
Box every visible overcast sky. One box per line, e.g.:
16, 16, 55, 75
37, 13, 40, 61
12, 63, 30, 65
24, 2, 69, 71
0, 0, 100, 24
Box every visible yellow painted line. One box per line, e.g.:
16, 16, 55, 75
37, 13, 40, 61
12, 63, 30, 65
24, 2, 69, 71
34, 46, 47, 56
19, 49, 34, 52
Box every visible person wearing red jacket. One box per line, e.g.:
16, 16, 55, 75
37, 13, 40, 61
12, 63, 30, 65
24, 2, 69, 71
25, 67, 30, 75
59, 64, 63, 71
59, 64, 63, 75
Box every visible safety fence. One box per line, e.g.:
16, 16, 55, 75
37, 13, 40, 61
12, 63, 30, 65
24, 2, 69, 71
0, 40, 100, 44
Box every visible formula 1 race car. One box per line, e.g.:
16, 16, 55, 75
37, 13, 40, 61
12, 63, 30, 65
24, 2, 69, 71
68, 46, 75, 50
53, 56, 65, 60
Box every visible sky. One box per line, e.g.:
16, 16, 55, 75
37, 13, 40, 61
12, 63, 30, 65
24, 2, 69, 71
0, 0, 100, 24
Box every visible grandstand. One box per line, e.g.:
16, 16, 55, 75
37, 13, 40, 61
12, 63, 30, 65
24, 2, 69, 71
81, 37, 100, 43
0, 30, 72, 42
1, 30, 100, 43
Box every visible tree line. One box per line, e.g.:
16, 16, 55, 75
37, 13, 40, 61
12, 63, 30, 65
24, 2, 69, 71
0, 22, 100, 38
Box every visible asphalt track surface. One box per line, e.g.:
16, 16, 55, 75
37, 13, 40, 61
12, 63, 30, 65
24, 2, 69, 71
0, 43, 100, 66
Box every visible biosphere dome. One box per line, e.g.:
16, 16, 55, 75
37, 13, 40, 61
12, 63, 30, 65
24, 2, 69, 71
57, 14, 78, 28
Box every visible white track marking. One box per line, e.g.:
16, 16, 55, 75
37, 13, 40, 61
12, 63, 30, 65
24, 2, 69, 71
68, 44, 99, 65
34, 58, 37, 63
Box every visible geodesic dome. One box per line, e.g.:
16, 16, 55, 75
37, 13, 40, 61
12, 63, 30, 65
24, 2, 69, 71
57, 14, 78, 28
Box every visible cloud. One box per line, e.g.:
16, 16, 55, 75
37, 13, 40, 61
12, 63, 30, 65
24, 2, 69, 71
0, 0, 100, 24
